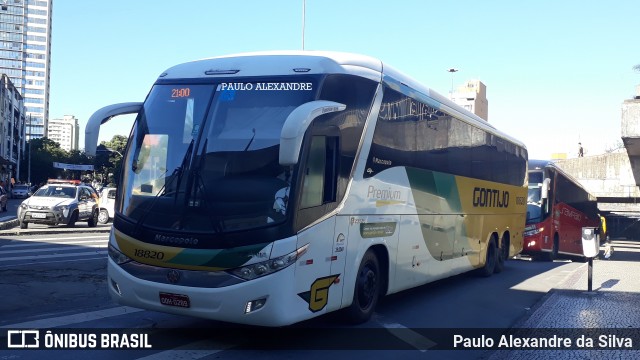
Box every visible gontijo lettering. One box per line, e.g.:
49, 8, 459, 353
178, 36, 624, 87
473, 187, 509, 208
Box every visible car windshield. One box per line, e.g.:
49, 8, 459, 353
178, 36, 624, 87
120, 77, 318, 233
33, 186, 76, 199
14, 185, 28, 190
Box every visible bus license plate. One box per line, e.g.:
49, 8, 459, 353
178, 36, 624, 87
159, 292, 190, 308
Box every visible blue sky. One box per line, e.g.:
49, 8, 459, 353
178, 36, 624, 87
49, 0, 639, 159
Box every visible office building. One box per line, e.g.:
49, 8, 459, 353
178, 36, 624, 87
0, 74, 26, 185
47, 114, 78, 152
451, 79, 489, 121
0, 0, 53, 141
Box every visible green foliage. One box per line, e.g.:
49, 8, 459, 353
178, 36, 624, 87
19, 135, 128, 187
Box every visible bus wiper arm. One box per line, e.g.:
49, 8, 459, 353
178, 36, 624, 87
244, 128, 256, 151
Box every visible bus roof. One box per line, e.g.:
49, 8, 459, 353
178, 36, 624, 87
158, 51, 526, 150
528, 159, 597, 201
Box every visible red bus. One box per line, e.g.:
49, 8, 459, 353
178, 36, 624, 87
523, 160, 600, 261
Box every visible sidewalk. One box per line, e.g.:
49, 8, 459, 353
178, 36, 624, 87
489, 239, 640, 358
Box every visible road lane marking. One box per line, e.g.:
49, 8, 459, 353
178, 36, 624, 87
4, 235, 108, 242
0, 256, 107, 268
135, 339, 237, 360
381, 322, 436, 352
0, 250, 107, 262
1, 241, 107, 253
0, 306, 145, 329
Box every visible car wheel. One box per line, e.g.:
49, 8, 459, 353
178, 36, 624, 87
67, 211, 78, 228
19, 221, 27, 229
87, 209, 98, 227
98, 209, 109, 224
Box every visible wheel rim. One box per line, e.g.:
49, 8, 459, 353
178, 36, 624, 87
98, 211, 108, 223
357, 264, 377, 310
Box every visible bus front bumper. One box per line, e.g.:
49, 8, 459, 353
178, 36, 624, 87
107, 258, 309, 327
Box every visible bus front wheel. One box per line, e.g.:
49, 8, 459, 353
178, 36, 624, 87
344, 250, 380, 324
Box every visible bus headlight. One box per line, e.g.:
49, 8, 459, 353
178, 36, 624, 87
229, 244, 309, 281
108, 243, 132, 265
524, 227, 544, 237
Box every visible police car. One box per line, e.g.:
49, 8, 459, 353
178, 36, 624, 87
18, 180, 99, 229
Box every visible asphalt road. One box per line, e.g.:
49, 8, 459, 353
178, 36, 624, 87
0, 228, 588, 359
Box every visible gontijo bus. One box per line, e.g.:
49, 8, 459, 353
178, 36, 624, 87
523, 160, 600, 260
85, 51, 528, 326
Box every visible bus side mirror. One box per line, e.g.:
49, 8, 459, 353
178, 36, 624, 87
279, 100, 345, 166
85, 102, 143, 156
541, 178, 550, 200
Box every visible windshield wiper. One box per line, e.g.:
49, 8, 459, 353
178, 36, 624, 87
184, 138, 226, 232
244, 128, 256, 151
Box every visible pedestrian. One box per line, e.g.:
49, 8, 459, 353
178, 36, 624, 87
578, 142, 584, 157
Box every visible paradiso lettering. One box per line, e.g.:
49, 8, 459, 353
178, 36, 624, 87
473, 187, 509, 208
219, 82, 313, 91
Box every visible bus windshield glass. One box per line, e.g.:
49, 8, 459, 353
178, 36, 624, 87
120, 78, 317, 233
526, 184, 542, 223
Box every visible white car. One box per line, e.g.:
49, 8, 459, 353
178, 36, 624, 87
18, 184, 99, 228
98, 187, 117, 224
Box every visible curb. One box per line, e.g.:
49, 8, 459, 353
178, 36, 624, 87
0, 218, 18, 230
0, 217, 112, 235
0, 228, 112, 236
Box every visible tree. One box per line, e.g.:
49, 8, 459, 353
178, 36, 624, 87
95, 135, 128, 186
19, 137, 67, 186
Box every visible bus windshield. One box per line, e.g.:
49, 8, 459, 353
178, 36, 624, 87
526, 184, 542, 223
120, 78, 317, 233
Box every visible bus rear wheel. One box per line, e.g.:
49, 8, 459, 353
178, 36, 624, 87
344, 250, 380, 324
494, 237, 509, 273
478, 239, 497, 277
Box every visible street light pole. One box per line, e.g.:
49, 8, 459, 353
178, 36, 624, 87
302, 0, 306, 50
447, 68, 459, 99
27, 139, 31, 184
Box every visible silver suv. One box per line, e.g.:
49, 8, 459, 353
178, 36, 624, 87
18, 183, 99, 229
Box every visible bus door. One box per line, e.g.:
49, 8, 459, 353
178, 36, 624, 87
293, 130, 344, 314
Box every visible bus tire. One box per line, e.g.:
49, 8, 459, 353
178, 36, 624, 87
544, 234, 559, 261
478, 239, 497, 277
494, 237, 509, 274
344, 250, 380, 324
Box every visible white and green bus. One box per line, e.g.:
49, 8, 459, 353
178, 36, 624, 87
86, 51, 528, 326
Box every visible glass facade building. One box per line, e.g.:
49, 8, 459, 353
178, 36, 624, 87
0, 0, 52, 141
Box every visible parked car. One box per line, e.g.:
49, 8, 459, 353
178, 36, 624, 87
11, 184, 31, 199
17, 183, 99, 229
98, 187, 116, 224
0, 186, 7, 212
